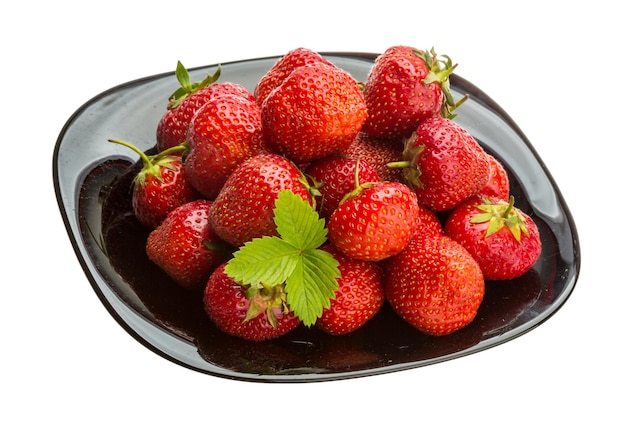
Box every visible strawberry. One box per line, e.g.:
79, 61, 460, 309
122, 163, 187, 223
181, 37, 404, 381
146, 200, 227, 290
478, 153, 510, 200
203, 263, 301, 341
261, 61, 368, 163
384, 233, 485, 336
156, 61, 255, 152
315, 245, 385, 335
108, 139, 201, 229
208, 153, 314, 247
344, 132, 405, 183
361, 46, 458, 140
254, 47, 333, 107
327, 181, 421, 262
444, 196, 542, 280
184, 93, 266, 199
306, 156, 380, 221
414, 205, 445, 238
397, 116, 490, 211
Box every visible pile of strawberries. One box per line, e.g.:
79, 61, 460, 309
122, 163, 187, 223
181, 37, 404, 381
111, 46, 542, 342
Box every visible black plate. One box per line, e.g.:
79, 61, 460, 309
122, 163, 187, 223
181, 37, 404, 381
53, 52, 580, 382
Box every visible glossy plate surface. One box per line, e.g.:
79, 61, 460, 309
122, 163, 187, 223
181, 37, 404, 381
53, 53, 580, 382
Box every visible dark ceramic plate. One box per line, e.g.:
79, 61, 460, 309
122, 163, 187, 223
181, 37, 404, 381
53, 52, 580, 382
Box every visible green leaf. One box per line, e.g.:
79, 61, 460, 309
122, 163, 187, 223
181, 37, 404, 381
285, 249, 340, 326
224, 190, 341, 327
224, 237, 298, 287
274, 189, 327, 250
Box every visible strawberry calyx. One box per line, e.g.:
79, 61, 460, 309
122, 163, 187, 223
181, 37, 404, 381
337, 158, 378, 205
413, 48, 466, 119
386, 133, 426, 189
167, 61, 222, 110
108, 139, 187, 187
243, 282, 289, 328
470, 196, 530, 242
243, 282, 290, 328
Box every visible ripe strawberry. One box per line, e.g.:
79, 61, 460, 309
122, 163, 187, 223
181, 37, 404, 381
184, 93, 266, 199
261, 61, 368, 163
204, 263, 301, 341
315, 245, 385, 336
254, 47, 333, 107
444, 196, 542, 280
108, 139, 201, 229
208, 153, 314, 247
306, 156, 380, 221
384, 233, 485, 336
361, 46, 458, 140
327, 181, 420, 262
156, 61, 255, 152
478, 153, 510, 200
146, 200, 226, 290
344, 132, 404, 183
399, 116, 490, 211
414, 205, 445, 238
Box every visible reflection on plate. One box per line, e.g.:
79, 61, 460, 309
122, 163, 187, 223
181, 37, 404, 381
53, 53, 580, 382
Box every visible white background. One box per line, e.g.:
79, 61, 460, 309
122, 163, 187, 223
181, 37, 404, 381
2, 1, 622, 423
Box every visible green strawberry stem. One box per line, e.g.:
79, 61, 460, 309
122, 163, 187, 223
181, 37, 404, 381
387, 138, 426, 189
413, 47, 468, 119
471, 196, 530, 242
243, 282, 290, 327
108, 139, 186, 185
167, 61, 222, 109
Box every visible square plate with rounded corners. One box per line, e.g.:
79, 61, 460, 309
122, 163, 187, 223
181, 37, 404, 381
53, 52, 580, 383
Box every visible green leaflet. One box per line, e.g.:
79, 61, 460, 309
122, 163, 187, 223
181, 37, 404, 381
224, 190, 340, 326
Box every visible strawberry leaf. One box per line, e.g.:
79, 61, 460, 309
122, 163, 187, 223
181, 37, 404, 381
274, 188, 328, 250
224, 190, 340, 327
224, 237, 298, 288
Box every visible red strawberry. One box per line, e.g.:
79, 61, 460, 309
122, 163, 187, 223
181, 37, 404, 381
204, 263, 301, 341
478, 153, 510, 200
327, 181, 420, 262
208, 153, 314, 247
146, 200, 226, 290
361, 46, 458, 140
444, 196, 542, 280
156, 61, 255, 152
184, 93, 266, 199
306, 156, 380, 221
315, 245, 385, 336
261, 61, 368, 163
414, 205, 445, 238
254, 47, 333, 107
344, 132, 405, 183
108, 139, 201, 229
399, 116, 490, 211
384, 233, 485, 336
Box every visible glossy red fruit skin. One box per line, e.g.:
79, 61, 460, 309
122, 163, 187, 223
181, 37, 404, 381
261, 62, 368, 164
146, 200, 224, 290
306, 156, 380, 221
479, 153, 510, 200
405, 116, 490, 211
156, 82, 256, 152
208, 153, 313, 247
203, 263, 301, 341
444, 196, 542, 280
384, 233, 485, 336
184, 93, 266, 200
315, 245, 385, 336
327, 181, 420, 262
361, 46, 444, 140
254, 47, 334, 107
133, 156, 201, 229
344, 132, 405, 183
